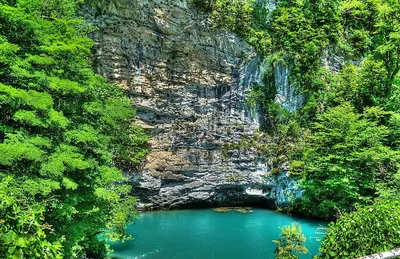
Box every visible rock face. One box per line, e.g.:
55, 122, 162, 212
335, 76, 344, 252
83, 0, 301, 210
274, 62, 305, 112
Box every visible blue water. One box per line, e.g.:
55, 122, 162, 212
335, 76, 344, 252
110, 209, 326, 259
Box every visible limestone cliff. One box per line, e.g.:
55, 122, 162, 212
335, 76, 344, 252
83, 0, 301, 209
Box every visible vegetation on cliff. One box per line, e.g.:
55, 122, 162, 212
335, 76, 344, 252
194, 0, 400, 257
0, 0, 148, 258
317, 202, 400, 259
0, 0, 399, 257
294, 104, 399, 219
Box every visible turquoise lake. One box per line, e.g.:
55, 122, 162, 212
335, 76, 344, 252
109, 209, 326, 259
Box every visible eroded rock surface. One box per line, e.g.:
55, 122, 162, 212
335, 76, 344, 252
274, 62, 305, 112
83, 0, 300, 209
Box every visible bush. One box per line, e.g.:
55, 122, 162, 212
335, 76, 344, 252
296, 104, 398, 219
318, 203, 400, 259
0, 1, 148, 257
273, 222, 308, 259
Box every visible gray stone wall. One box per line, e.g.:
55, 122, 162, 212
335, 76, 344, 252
83, 0, 301, 209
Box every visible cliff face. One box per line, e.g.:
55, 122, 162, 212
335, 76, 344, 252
83, 0, 301, 209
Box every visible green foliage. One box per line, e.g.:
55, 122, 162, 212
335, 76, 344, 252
269, 1, 338, 69
273, 222, 308, 259
0, 0, 148, 258
194, 0, 271, 56
204, 0, 400, 253
211, 0, 254, 38
192, 0, 214, 11
264, 0, 341, 109
203, 0, 399, 117
317, 202, 400, 259
0, 176, 63, 259
294, 104, 399, 219
324, 64, 360, 108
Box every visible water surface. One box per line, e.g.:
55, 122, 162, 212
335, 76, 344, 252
110, 209, 326, 259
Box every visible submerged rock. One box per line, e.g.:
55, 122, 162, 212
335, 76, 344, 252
83, 0, 301, 210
